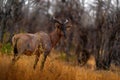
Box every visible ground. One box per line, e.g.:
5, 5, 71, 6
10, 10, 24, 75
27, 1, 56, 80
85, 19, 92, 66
0, 50, 120, 80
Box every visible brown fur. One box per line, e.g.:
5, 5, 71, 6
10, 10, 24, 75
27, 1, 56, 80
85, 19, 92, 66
12, 18, 71, 70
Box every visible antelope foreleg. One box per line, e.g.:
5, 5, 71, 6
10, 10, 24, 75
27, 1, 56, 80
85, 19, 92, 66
40, 51, 49, 70
33, 45, 42, 69
33, 54, 40, 69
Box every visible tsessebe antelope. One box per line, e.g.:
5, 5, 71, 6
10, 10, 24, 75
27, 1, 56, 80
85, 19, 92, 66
12, 18, 71, 70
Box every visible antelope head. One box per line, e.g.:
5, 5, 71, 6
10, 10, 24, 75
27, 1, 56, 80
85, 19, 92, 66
52, 17, 71, 38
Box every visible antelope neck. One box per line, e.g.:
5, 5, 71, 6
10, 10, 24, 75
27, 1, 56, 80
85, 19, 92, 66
49, 29, 62, 48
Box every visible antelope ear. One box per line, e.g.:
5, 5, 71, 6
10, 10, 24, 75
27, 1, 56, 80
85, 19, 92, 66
55, 23, 61, 29
66, 24, 72, 28
66, 24, 72, 30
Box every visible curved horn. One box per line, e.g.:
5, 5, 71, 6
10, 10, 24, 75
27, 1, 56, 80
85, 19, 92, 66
64, 19, 68, 24
52, 17, 62, 24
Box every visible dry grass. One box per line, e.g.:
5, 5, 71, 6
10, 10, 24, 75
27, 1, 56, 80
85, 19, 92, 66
0, 51, 120, 80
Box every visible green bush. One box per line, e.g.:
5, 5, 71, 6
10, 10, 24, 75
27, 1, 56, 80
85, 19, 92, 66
60, 52, 67, 60
0, 43, 12, 55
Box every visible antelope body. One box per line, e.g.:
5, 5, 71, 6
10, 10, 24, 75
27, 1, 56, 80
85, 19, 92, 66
12, 18, 71, 70
12, 32, 51, 56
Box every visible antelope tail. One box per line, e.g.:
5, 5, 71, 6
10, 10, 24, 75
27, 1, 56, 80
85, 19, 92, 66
13, 38, 19, 55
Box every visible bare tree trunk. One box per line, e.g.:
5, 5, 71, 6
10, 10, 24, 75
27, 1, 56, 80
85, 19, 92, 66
0, 0, 13, 43
0, 12, 7, 43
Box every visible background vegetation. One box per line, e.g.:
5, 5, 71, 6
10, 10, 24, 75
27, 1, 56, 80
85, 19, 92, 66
0, 0, 120, 80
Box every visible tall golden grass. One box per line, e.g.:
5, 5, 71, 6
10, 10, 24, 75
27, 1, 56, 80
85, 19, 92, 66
0, 51, 120, 80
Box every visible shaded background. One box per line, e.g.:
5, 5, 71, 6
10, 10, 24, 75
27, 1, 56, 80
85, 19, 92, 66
0, 0, 120, 69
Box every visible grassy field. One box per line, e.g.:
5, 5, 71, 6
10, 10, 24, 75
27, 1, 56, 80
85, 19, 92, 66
0, 50, 120, 80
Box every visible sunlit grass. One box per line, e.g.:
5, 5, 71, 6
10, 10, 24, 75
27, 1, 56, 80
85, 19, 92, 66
0, 50, 120, 80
